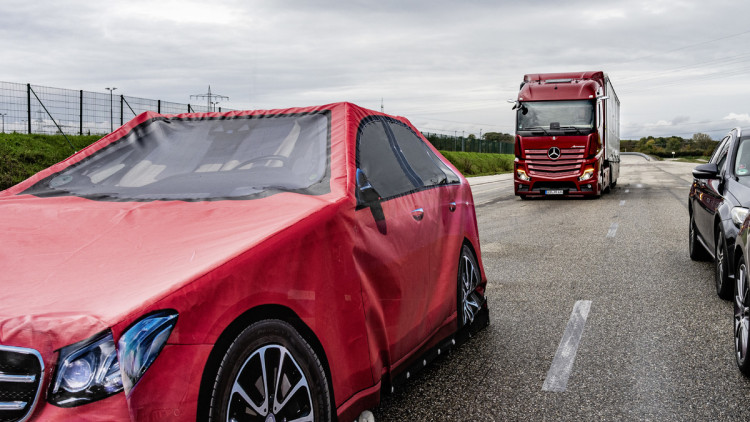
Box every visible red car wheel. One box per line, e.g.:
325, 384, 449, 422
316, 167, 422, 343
209, 319, 332, 421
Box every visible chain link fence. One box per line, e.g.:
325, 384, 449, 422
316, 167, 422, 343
422, 132, 514, 154
1, 81, 512, 154
0, 82, 232, 136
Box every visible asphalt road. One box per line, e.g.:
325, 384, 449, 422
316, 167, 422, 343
373, 155, 750, 421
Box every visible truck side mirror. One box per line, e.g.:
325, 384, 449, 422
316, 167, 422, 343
692, 163, 720, 180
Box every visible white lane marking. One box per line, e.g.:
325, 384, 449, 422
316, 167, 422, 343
542, 300, 592, 392
606, 223, 618, 238
625, 189, 630, 193
619, 200, 626, 206
636, 184, 644, 188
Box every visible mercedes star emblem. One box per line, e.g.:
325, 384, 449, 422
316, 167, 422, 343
548, 147, 561, 160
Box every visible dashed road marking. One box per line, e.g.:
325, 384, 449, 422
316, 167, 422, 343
542, 300, 592, 392
625, 189, 630, 193
607, 222, 618, 238
619, 200, 626, 206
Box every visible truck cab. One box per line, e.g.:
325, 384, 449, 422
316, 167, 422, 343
512, 71, 620, 198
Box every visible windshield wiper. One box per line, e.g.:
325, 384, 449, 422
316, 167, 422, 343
559, 126, 584, 134
523, 126, 550, 135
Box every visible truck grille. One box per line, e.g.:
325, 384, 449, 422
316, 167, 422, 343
525, 147, 585, 178
0, 346, 44, 422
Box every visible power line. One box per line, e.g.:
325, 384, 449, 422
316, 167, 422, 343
190, 85, 228, 112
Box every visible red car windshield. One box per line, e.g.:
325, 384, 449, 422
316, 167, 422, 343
22, 112, 331, 201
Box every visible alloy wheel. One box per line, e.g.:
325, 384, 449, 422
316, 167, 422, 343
227, 344, 314, 422
735, 262, 750, 367
460, 249, 481, 326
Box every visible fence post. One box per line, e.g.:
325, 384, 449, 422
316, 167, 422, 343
79, 90, 83, 135
158, 99, 161, 114
120, 95, 124, 126
27, 83, 31, 134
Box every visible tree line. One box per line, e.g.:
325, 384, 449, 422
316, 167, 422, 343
621, 133, 716, 158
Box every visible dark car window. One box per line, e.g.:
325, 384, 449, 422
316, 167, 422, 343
356, 118, 417, 199
735, 137, 750, 177
387, 121, 460, 187
717, 143, 731, 174
711, 136, 730, 165
22, 112, 331, 201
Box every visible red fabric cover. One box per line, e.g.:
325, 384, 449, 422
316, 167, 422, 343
0, 102, 485, 421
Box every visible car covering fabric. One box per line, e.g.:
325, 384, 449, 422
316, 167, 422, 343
0, 102, 485, 421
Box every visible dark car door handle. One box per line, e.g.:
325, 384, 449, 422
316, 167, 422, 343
449, 202, 457, 212
411, 208, 424, 221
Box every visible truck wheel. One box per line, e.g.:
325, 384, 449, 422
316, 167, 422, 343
458, 245, 481, 328
603, 169, 611, 194
716, 230, 733, 300
689, 212, 710, 261
208, 319, 332, 422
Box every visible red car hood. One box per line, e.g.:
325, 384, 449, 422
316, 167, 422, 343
0, 193, 341, 351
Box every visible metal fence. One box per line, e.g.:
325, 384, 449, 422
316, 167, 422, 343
0, 81, 233, 136
422, 132, 514, 154
0, 81, 512, 154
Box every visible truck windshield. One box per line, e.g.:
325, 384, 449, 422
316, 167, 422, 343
517, 100, 595, 133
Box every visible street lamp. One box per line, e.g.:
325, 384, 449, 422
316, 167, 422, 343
105, 87, 117, 132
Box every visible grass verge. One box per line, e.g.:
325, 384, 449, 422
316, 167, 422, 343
0, 133, 513, 191
0, 133, 101, 190
438, 150, 514, 177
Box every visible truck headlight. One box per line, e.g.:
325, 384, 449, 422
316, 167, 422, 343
732, 207, 750, 227
516, 169, 531, 181
49, 330, 123, 407
118, 310, 178, 395
579, 167, 595, 181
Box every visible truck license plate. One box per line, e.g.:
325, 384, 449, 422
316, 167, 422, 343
545, 189, 564, 195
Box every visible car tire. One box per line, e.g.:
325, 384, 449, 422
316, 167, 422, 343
208, 319, 332, 422
716, 230, 732, 300
735, 257, 750, 376
689, 212, 710, 261
457, 245, 481, 329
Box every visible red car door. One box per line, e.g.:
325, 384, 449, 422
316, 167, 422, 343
353, 116, 465, 379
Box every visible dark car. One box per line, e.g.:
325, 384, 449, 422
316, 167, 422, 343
689, 127, 750, 299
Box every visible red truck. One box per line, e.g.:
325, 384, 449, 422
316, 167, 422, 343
512, 71, 620, 198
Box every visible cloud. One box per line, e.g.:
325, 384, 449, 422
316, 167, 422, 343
724, 113, 750, 122
584, 9, 626, 22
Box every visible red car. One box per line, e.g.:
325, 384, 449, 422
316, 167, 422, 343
0, 102, 488, 421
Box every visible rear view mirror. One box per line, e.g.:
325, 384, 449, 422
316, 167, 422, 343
356, 169, 381, 204
692, 163, 720, 180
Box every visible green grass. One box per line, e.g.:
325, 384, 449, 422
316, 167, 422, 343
0, 133, 513, 191
438, 150, 514, 176
0, 133, 102, 190
673, 156, 710, 163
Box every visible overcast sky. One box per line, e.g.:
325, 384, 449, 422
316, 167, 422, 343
2, 0, 749, 140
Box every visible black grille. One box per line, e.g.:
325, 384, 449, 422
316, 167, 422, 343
531, 181, 578, 191
0, 346, 44, 422
525, 147, 585, 177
